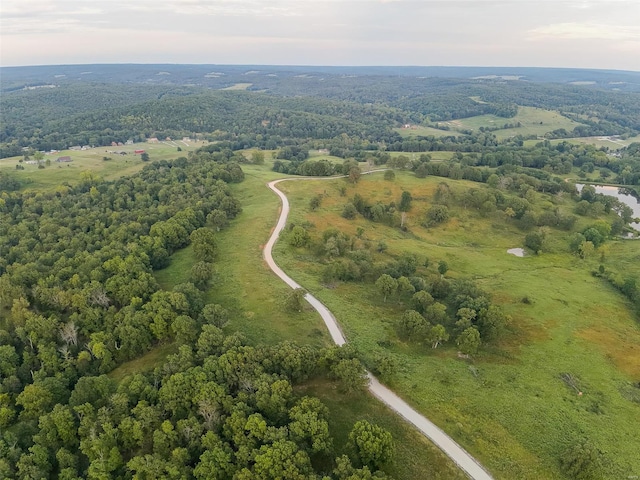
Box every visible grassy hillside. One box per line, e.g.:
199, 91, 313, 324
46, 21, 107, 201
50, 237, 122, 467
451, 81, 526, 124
523, 134, 640, 149
394, 125, 461, 138
0, 141, 205, 191
274, 171, 640, 479
439, 106, 585, 140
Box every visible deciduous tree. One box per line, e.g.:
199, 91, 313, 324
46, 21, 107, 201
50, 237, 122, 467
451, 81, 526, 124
375, 274, 397, 302
347, 420, 393, 470
285, 288, 306, 313
456, 327, 481, 355
330, 359, 367, 393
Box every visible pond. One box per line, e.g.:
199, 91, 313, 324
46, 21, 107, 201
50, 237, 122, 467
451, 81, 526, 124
576, 184, 640, 233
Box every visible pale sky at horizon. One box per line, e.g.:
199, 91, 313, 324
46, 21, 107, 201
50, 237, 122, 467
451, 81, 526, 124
1, 0, 639, 70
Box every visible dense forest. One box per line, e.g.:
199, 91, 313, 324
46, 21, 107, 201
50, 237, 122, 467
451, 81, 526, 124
3, 66, 640, 158
0, 152, 395, 478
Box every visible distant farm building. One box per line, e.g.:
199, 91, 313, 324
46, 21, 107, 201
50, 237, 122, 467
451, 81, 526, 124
134, 150, 146, 155
111, 142, 118, 147
56, 156, 72, 163
148, 138, 159, 143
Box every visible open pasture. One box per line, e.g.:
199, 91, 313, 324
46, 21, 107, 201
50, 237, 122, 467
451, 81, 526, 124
443, 106, 585, 140
221, 82, 253, 90
394, 125, 461, 138
275, 171, 640, 479
387, 150, 455, 162
0, 140, 205, 191
524, 134, 640, 149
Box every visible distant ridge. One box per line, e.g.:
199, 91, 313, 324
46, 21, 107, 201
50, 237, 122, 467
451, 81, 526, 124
2, 64, 640, 92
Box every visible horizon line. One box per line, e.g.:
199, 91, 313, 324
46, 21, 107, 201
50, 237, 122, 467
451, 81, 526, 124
1, 63, 639, 74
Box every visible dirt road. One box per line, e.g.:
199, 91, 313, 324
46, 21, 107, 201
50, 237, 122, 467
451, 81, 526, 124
265, 177, 494, 480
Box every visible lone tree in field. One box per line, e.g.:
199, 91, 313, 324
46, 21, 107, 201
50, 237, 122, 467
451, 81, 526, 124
285, 288, 306, 312
438, 260, 449, 277
251, 150, 265, 164
375, 274, 397, 302
560, 439, 603, 480
525, 229, 546, 254
399, 191, 413, 228
425, 205, 450, 226
288, 225, 310, 248
399, 191, 412, 212
348, 166, 361, 184
309, 194, 322, 211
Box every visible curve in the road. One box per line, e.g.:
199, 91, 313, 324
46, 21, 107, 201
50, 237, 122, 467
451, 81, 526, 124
265, 177, 494, 480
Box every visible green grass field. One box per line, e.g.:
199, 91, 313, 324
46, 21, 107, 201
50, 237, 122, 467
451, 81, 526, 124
523, 134, 640, 149
274, 172, 640, 479
108, 343, 178, 382
306, 150, 351, 164
442, 106, 585, 140
387, 151, 455, 162
394, 125, 461, 138
0, 141, 205, 191
221, 82, 253, 90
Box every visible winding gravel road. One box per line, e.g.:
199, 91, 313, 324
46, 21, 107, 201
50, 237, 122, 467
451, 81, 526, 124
265, 177, 494, 480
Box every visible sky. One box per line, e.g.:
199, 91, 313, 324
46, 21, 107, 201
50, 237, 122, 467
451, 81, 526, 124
1, 0, 639, 70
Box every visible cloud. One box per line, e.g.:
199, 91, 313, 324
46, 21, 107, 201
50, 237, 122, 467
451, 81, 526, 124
1, 0, 104, 17
0, 0, 106, 34
528, 23, 640, 41
105, 0, 302, 17
1, 0, 639, 69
